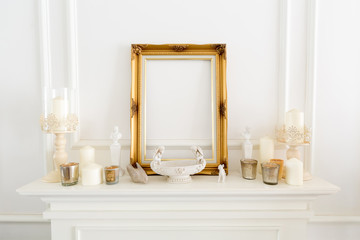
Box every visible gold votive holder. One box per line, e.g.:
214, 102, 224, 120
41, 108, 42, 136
60, 162, 79, 186
240, 159, 258, 180
104, 165, 120, 185
270, 159, 284, 180
261, 162, 280, 185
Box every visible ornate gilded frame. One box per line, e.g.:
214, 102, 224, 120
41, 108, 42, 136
130, 44, 227, 175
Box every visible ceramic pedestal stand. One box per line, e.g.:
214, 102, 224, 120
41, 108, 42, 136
42, 131, 73, 183
276, 125, 312, 181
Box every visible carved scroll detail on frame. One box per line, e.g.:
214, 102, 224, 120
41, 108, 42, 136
131, 98, 138, 118
219, 100, 227, 119
169, 44, 189, 52
131, 44, 148, 55
213, 44, 226, 59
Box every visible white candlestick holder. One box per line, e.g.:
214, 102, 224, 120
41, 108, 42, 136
40, 88, 79, 183
276, 125, 312, 180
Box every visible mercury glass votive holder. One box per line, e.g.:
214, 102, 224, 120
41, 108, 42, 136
240, 159, 258, 180
60, 162, 79, 186
270, 159, 284, 180
261, 162, 280, 185
104, 165, 120, 185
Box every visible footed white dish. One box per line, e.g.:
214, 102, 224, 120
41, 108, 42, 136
150, 146, 206, 184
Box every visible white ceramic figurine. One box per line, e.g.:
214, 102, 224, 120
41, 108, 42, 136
153, 146, 165, 164
218, 164, 226, 183
191, 146, 205, 165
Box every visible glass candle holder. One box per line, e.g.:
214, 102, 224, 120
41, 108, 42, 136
270, 159, 284, 180
60, 162, 79, 186
261, 162, 280, 185
40, 88, 78, 133
240, 159, 257, 180
104, 165, 120, 185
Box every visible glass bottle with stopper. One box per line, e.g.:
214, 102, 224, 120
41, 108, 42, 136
110, 126, 125, 176
242, 127, 253, 159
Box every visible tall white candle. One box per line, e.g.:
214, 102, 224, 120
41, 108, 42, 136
285, 158, 303, 185
80, 146, 95, 176
285, 109, 304, 133
259, 136, 274, 172
260, 136, 274, 163
81, 163, 103, 185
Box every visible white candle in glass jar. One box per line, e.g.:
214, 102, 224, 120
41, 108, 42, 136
285, 109, 304, 133
81, 163, 103, 185
52, 96, 66, 119
285, 158, 303, 185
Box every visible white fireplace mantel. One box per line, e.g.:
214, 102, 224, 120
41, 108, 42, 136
17, 172, 339, 240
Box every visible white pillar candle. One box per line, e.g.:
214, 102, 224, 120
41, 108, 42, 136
52, 96, 66, 119
80, 146, 95, 166
285, 158, 303, 185
285, 109, 304, 133
260, 136, 274, 163
81, 163, 103, 185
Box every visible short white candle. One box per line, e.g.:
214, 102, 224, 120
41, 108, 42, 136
259, 136, 274, 173
81, 163, 103, 185
285, 109, 304, 134
285, 158, 303, 186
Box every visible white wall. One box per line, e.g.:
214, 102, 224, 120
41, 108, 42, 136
1, 0, 359, 239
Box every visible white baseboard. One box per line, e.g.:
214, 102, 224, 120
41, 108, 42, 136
0, 213, 49, 223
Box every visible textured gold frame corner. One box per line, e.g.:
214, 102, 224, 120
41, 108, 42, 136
130, 44, 228, 175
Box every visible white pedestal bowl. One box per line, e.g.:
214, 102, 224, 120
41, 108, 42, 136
150, 159, 206, 184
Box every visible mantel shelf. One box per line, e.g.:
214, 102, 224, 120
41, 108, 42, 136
17, 171, 339, 198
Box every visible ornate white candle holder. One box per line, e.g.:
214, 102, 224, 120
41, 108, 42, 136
40, 88, 79, 183
276, 125, 312, 180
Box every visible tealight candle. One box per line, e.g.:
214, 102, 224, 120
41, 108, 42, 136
261, 162, 280, 185
60, 162, 79, 186
104, 165, 120, 185
81, 163, 103, 185
240, 159, 257, 180
286, 158, 303, 185
270, 159, 284, 180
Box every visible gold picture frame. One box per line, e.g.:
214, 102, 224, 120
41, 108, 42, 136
130, 44, 227, 175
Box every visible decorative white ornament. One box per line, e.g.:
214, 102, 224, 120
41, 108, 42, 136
242, 127, 253, 159
110, 126, 124, 176
150, 146, 206, 184
218, 164, 226, 183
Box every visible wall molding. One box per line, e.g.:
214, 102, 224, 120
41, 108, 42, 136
304, 0, 318, 175
71, 139, 287, 151
0, 214, 49, 223
278, 0, 290, 126
309, 215, 360, 223
39, 0, 54, 174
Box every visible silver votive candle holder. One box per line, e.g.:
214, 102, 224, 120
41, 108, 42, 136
240, 159, 258, 180
60, 162, 79, 186
261, 162, 280, 185
104, 165, 120, 185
